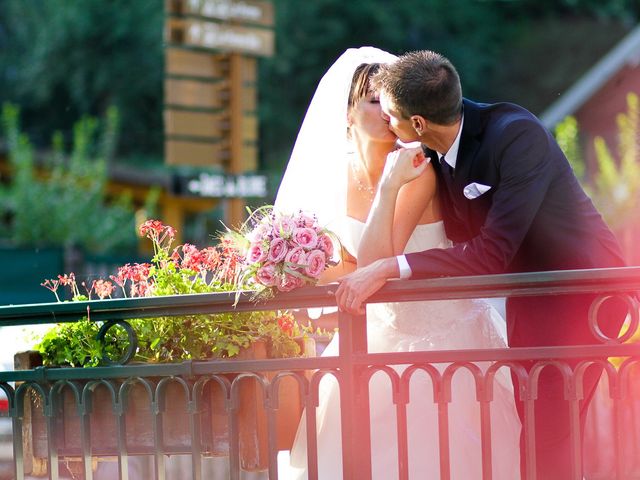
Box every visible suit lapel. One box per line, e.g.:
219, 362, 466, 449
452, 99, 483, 225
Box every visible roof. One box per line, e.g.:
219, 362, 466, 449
540, 24, 640, 129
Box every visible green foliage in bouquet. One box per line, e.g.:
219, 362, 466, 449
37, 220, 327, 367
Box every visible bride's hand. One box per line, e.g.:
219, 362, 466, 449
380, 147, 430, 191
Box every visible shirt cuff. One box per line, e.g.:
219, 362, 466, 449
396, 255, 412, 279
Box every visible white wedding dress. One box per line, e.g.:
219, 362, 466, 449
283, 218, 521, 479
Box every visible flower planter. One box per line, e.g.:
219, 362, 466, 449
19, 338, 314, 475
207, 337, 314, 469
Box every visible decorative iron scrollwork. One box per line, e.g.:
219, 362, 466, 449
588, 293, 639, 344
96, 319, 138, 365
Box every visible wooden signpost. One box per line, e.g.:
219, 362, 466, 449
163, 0, 273, 228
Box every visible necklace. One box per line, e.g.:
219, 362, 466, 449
350, 162, 377, 196
355, 178, 376, 195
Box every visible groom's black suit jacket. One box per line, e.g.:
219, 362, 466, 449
406, 99, 625, 346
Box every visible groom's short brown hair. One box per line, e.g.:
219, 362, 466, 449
372, 50, 462, 126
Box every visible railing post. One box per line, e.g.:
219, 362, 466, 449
12, 415, 25, 480
338, 311, 371, 480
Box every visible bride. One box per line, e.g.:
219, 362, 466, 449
275, 47, 520, 479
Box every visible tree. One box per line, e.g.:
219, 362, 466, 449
258, 0, 640, 180
0, 0, 164, 157
0, 104, 144, 254
554, 93, 640, 262
258, 0, 514, 176
0, 0, 638, 179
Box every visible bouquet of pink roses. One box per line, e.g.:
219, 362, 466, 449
231, 206, 338, 295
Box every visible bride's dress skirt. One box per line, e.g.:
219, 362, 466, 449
281, 220, 520, 479
285, 298, 521, 479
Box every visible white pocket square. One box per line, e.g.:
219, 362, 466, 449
463, 182, 492, 199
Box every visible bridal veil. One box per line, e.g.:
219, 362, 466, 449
274, 47, 398, 234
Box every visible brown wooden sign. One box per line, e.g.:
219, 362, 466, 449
168, 18, 274, 57
164, 110, 230, 139
166, 47, 229, 79
165, 139, 230, 166
163, 1, 268, 228
168, 0, 274, 27
165, 78, 230, 109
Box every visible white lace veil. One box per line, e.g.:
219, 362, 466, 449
274, 47, 398, 237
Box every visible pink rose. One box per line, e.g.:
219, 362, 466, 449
273, 215, 296, 239
278, 271, 304, 292
268, 237, 288, 263
246, 243, 267, 264
317, 234, 334, 258
296, 212, 317, 228
285, 246, 307, 267
256, 262, 277, 287
304, 249, 326, 278
292, 227, 318, 250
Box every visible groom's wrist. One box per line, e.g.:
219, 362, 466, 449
374, 257, 400, 280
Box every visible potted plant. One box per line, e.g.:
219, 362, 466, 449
21, 214, 335, 473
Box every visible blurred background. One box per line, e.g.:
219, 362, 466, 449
0, 2, 639, 476
0, 0, 639, 306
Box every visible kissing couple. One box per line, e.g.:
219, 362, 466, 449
275, 47, 627, 479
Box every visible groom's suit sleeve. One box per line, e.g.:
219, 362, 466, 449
405, 117, 555, 277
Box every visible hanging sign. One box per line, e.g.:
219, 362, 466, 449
173, 172, 268, 198
181, 0, 274, 27
181, 19, 274, 57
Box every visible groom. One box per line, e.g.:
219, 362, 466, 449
335, 50, 627, 479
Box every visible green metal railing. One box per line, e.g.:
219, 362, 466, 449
0, 267, 639, 480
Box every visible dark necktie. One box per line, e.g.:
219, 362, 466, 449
440, 154, 454, 178
438, 154, 456, 204
438, 154, 464, 222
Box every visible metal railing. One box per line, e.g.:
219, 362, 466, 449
0, 267, 639, 480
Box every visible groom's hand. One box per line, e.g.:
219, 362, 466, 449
381, 147, 430, 191
335, 258, 399, 314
